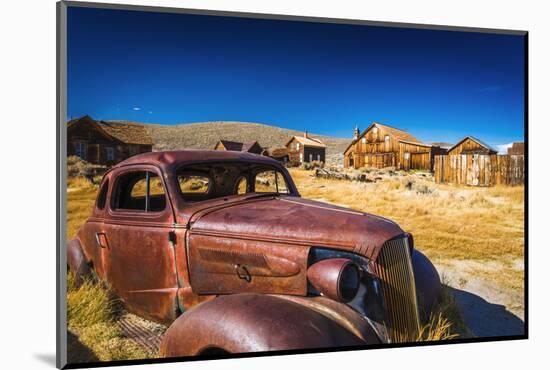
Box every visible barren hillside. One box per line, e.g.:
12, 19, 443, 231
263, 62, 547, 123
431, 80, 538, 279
111, 121, 350, 165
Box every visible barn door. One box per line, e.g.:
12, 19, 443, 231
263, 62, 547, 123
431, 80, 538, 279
403, 152, 410, 170
467, 154, 480, 186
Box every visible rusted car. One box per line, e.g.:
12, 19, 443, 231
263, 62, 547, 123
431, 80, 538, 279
67, 150, 441, 356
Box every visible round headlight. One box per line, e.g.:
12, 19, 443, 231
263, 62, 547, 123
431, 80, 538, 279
307, 258, 360, 303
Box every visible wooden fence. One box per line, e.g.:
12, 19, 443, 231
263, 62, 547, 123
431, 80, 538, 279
434, 154, 525, 186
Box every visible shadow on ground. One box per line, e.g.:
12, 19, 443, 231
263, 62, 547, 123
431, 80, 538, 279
67, 330, 99, 364
448, 286, 525, 338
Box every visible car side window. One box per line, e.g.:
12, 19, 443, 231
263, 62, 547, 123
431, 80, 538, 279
254, 170, 289, 194
235, 176, 248, 194
112, 171, 166, 212
178, 174, 211, 194
96, 179, 109, 210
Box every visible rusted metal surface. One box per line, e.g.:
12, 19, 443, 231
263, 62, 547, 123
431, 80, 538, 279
273, 295, 381, 344
68, 149, 441, 355
371, 238, 421, 342
306, 258, 359, 303
66, 238, 90, 287
188, 234, 308, 295
160, 294, 366, 357
186, 195, 404, 261
412, 250, 442, 322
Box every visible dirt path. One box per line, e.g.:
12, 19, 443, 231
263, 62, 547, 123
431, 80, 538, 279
436, 261, 525, 337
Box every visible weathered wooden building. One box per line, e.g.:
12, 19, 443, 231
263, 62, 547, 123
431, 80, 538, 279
262, 146, 289, 162
67, 116, 153, 165
285, 133, 326, 163
507, 142, 525, 155
214, 140, 263, 154
447, 136, 498, 155
343, 122, 445, 170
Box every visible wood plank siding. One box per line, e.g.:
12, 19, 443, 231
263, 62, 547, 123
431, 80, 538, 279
344, 122, 443, 171
434, 154, 525, 186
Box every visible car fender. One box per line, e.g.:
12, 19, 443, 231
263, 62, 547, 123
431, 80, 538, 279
67, 238, 91, 287
160, 293, 368, 357
412, 249, 442, 322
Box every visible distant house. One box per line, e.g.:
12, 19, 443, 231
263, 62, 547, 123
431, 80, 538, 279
344, 122, 445, 170
214, 140, 263, 154
285, 132, 326, 163
262, 146, 289, 162
67, 115, 153, 165
507, 142, 525, 155
447, 136, 498, 155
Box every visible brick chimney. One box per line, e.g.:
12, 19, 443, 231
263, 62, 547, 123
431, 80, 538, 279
304, 131, 309, 138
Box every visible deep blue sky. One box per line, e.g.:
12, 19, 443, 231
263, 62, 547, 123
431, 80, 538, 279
67, 7, 525, 147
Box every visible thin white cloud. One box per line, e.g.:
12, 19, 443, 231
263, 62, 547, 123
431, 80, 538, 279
148, 111, 153, 114
496, 143, 513, 154
133, 107, 141, 111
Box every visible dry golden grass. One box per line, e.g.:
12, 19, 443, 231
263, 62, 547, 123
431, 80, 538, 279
289, 168, 525, 292
67, 177, 98, 240
66, 273, 155, 363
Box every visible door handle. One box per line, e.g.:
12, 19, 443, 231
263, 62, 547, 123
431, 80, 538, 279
234, 264, 251, 282
95, 232, 109, 249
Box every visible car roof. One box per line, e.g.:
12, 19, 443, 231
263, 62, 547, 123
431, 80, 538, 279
112, 149, 282, 171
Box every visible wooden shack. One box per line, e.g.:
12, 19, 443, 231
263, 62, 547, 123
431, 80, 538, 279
447, 136, 498, 155
67, 115, 153, 165
343, 122, 445, 170
214, 140, 263, 154
285, 132, 326, 163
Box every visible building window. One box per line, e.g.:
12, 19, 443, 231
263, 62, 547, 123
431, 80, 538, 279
385, 135, 390, 151
361, 137, 366, 144
317, 154, 321, 161
297, 143, 300, 150
373, 127, 378, 134
309, 154, 313, 162
299, 153, 303, 162
106, 147, 114, 161
74, 141, 87, 160
404, 152, 410, 160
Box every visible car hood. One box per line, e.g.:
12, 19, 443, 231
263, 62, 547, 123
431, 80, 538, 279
182, 195, 405, 260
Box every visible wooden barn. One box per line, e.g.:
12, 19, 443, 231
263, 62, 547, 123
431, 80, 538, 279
343, 122, 445, 170
285, 132, 326, 163
67, 116, 153, 165
447, 136, 498, 155
214, 140, 263, 154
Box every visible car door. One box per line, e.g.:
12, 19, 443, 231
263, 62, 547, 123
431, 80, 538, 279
103, 165, 179, 324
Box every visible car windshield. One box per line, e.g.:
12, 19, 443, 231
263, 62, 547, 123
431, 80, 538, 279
175, 161, 293, 202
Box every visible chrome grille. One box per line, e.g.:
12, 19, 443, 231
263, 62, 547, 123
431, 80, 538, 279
373, 238, 420, 342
